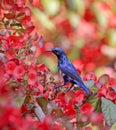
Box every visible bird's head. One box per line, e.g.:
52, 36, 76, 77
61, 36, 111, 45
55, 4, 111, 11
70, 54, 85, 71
45, 47, 65, 57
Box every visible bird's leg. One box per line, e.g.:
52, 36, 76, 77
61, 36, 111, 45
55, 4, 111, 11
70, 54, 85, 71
54, 82, 66, 89
54, 74, 68, 92
54, 82, 66, 93
54, 75, 67, 92
66, 83, 74, 92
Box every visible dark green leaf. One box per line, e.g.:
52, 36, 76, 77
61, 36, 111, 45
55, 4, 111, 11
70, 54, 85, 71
101, 97, 116, 126
87, 93, 101, 112
37, 97, 48, 111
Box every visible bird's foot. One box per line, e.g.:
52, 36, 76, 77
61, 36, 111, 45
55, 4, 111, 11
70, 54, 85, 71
66, 84, 74, 92
54, 83, 65, 92
54, 85, 61, 92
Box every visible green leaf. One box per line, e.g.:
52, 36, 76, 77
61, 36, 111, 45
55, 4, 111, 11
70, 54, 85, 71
111, 122, 116, 130
101, 97, 116, 126
84, 80, 98, 93
108, 29, 116, 47
42, 0, 60, 16
90, 85, 98, 93
93, 5, 107, 29
37, 97, 48, 111
15, 96, 25, 108
87, 93, 101, 112
84, 80, 94, 88
65, 0, 78, 10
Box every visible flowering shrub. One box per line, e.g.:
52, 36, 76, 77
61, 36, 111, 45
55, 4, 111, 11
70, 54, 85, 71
0, 0, 116, 130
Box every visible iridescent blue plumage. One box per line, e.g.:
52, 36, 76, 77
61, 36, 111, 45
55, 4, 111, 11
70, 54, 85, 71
46, 47, 91, 94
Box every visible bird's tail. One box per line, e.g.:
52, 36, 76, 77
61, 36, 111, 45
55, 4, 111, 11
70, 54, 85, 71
75, 80, 91, 94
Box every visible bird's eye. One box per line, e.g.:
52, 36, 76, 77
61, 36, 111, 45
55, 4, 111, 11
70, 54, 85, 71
54, 50, 58, 53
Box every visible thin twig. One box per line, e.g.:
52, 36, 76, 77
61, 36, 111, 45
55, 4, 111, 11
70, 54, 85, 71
33, 99, 45, 122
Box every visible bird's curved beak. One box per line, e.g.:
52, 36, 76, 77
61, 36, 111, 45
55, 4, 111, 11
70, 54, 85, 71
45, 50, 52, 52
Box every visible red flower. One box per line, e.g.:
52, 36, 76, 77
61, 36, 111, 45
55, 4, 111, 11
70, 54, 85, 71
90, 112, 104, 125
83, 72, 97, 82
43, 91, 49, 100
21, 16, 31, 25
64, 91, 84, 105
37, 63, 49, 73
13, 65, 25, 79
15, 0, 26, 7
37, 83, 44, 94
108, 14, 116, 28
64, 104, 76, 117
7, 35, 24, 49
25, 25, 35, 33
98, 74, 109, 87
21, 104, 28, 114
96, 74, 110, 88
85, 62, 96, 72
108, 77, 116, 87
56, 19, 74, 37
64, 91, 74, 104
0, 85, 10, 95
54, 92, 66, 107
6, 49, 16, 60
85, 127, 92, 130
28, 69, 37, 85
1, 0, 14, 10
74, 90, 85, 103
80, 103, 94, 115
83, 8, 96, 21
77, 20, 97, 38
97, 87, 108, 98
106, 90, 116, 101
38, 116, 63, 130
5, 61, 16, 75
73, 59, 84, 74
80, 42, 107, 71
32, 0, 44, 10
0, 61, 5, 85
0, 105, 22, 129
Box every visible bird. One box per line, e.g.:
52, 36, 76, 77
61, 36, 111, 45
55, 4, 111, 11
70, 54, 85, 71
45, 47, 91, 94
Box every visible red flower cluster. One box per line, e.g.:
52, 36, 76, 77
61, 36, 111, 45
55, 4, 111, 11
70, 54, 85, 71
54, 90, 85, 117
80, 103, 94, 115
0, 1, 53, 129
83, 72, 116, 104
0, 103, 62, 130
0, 105, 35, 130
96, 74, 116, 104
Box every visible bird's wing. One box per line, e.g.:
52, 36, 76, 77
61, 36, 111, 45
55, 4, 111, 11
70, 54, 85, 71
59, 62, 83, 83
59, 62, 91, 94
